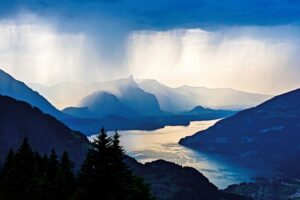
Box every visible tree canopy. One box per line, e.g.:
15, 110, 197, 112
0, 129, 154, 200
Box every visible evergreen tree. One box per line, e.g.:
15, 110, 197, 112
110, 132, 131, 199
75, 127, 111, 199
0, 138, 37, 199
25, 163, 50, 200
48, 149, 59, 182
110, 132, 154, 200
2, 149, 14, 171
45, 149, 59, 199
0, 149, 16, 200
75, 129, 154, 200
16, 138, 37, 199
0, 133, 154, 200
54, 152, 76, 200
75, 151, 96, 199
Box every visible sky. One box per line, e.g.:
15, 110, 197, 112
1, 0, 300, 95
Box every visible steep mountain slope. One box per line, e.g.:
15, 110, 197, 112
0, 95, 89, 165
179, 88, 300, 175
0, 69, 66, 120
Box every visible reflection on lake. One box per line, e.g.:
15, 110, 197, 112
89, 120, 254, 189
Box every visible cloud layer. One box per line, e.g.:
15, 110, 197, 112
0, 1, 300, 95
0, 14, 129, 84
127, 26, 300, 94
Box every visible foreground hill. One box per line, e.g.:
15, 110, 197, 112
127, 158, 250, 200
0, 95, 89, 165
179, 88, 300, 176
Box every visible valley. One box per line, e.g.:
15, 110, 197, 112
89, 120, 256, 189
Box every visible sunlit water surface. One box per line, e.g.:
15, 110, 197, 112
89, 120, 255, 189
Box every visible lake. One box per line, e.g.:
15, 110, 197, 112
89, 120, 255, 189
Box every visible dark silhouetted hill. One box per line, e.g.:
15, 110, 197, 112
180, 88, 300, 177
126, 158, 251, 200
0, 95, 89, 165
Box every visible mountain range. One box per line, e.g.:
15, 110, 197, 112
179, 88, 300, 177
0, 69, 236, 134
30, 77, 271, 112
139, 79, 271, 111
30, 74, 270, 133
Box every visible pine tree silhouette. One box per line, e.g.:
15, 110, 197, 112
75, 127, 111, 199
75, 129, 154, 200
55, 152, 76, 200
0, 134, 154, 200
0, 149, 16, 200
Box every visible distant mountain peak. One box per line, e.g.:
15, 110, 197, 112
113, 76, 139, 90
191, 105, 205, 111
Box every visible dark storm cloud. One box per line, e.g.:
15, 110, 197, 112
1, 0, 300, 30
